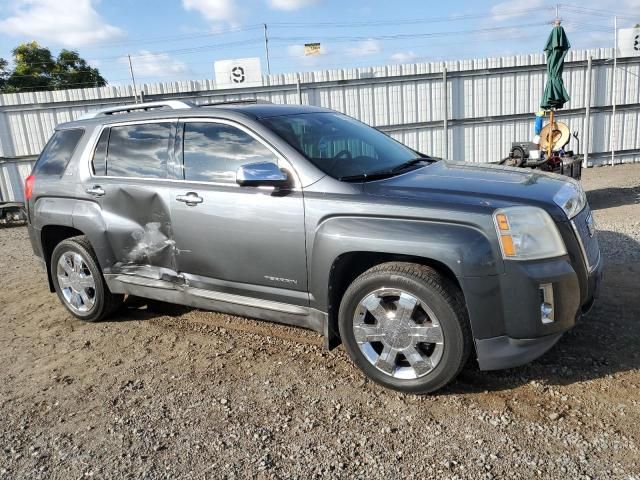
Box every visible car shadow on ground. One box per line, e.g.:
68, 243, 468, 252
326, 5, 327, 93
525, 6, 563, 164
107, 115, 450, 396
450, 229, 640, 394
587, 186, 640, 210
107, 295, 193, 322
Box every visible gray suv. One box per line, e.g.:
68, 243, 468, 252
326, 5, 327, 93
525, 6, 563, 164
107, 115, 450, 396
25, 100, 602, 393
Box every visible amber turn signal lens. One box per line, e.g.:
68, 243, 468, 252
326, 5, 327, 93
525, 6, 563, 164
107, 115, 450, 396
495, 213, 510, 231
500, 235, 516, 256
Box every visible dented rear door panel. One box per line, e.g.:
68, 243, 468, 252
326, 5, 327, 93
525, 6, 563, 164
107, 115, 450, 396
77, 178, 177, 278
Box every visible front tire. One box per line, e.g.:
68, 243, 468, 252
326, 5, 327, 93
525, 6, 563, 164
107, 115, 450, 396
338, 262, 472, 394
51, 236, 123, 322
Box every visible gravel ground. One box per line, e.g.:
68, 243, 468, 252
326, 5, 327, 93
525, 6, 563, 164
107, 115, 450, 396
1, 164, 639, 479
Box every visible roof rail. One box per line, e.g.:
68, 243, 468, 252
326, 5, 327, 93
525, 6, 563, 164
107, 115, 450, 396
206, 99, 273, 106
81, 100, 195, 119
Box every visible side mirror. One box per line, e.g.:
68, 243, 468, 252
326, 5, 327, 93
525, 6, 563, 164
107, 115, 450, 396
236, 162, 289, 188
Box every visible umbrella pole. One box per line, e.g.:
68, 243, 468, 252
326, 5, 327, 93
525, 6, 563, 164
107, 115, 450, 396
547, 109, 555, 158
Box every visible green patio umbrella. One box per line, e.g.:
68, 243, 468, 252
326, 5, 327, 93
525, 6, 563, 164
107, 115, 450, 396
541, 21, 571, 157
541, 22, 571, 110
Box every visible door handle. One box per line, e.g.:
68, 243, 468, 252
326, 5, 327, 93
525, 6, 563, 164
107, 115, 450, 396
85, 185, 105, 197
176, 192, 203, 206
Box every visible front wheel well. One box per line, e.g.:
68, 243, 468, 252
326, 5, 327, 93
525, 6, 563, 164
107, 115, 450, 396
41, 225, 85, 292
326, 252, 464, 349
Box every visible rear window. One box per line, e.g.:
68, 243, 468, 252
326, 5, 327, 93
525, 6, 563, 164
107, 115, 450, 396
33, 129, 84, 176
103, 123, 171, 178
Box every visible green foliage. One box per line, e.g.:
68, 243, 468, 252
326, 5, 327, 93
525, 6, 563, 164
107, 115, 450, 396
0, 57, 9, 91
1, 41, 106, 93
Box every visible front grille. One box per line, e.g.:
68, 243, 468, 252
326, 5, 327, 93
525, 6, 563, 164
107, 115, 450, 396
571, 205, 600, 271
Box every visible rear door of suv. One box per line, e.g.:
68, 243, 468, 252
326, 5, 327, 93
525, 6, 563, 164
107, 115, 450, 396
168, 118, 308, 307
83, 120, 178, 278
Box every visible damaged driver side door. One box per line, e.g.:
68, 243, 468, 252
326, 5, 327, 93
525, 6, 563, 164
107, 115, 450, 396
85, 120, 178, 279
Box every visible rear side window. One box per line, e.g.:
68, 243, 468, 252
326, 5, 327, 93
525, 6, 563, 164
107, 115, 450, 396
183, 122, 277, 183
33, 129, 84, 176
104, 123, 171, 178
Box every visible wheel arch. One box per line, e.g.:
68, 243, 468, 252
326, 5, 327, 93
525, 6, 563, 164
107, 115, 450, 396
41, 225, 86, 292
325, 251, 465, 349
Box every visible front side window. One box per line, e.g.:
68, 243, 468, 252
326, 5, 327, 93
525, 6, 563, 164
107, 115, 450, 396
260, 112, 420, 180
105, 123, 171, 178
33, 128, 84, 176
183, 122, 277, 183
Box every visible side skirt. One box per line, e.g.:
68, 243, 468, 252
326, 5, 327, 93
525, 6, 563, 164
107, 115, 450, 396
104, 274, 327, 335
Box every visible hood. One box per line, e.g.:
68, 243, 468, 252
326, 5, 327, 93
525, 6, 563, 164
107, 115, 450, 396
364, 161, 569, 220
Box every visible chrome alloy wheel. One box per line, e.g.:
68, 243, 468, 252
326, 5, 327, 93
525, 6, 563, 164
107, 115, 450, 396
56, 251, 97, 313
353, 288, 444, 379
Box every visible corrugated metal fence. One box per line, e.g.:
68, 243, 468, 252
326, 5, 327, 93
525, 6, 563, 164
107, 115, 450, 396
1, 47, 639, 172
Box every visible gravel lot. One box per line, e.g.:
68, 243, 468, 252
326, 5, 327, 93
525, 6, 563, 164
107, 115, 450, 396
1, 164, 639, 479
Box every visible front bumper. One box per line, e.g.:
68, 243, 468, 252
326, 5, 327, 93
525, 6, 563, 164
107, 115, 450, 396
462, 251, 603, 371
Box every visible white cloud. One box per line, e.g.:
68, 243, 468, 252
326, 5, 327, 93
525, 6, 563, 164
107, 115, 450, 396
182, 0, 240, 25
345, 39, 381, 56
268, 0, 320, 11
123, 51, 190, 80
491, 0, 546, 21
390, 51, 418, 63
0, 0, 124, 47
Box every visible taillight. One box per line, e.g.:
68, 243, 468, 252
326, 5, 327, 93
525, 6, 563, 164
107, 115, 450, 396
25, 175, 35, 201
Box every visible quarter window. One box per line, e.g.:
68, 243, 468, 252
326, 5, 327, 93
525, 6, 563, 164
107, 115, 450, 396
183, 122, 277, 183
33, 128, 84, 176
105, 123, 171, 178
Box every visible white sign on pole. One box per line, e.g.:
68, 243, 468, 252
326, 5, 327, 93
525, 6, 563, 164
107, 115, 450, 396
214, 57, 263, 89
617, 27, 640, 57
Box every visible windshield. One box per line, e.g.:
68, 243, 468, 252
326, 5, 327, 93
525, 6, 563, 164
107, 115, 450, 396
259, 112, 422, 180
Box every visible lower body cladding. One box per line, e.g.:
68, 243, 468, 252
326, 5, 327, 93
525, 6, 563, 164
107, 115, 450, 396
462, 255, 603, 371
103, 274, 327, 336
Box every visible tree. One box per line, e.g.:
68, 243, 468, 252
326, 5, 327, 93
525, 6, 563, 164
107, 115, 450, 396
1, 41, 106, 93
53, 49, 106, 89
0, 58, 9, 91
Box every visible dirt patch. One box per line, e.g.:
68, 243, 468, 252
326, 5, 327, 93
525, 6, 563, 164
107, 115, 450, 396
1, 164, 639, 479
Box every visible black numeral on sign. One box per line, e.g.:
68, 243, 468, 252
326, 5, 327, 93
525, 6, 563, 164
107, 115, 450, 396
232, 66, 245, 83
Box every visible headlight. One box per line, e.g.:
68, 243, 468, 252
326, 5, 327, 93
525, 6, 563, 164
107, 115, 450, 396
553, 180, 586, 219
493, 206, 567, 260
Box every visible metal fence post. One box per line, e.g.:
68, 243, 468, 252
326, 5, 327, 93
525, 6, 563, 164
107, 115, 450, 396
583, 55, 592, 167
442, 67, 448, 159
296, 74, 303, 105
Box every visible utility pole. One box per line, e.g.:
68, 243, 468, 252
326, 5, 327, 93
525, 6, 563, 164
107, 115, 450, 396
611, 16, 618, 166
263, 24, 271, 76
556, 4, 559, 22
128, 54, 139, 104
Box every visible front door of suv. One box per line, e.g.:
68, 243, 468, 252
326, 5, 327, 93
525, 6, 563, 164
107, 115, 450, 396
169, 119, 308, 307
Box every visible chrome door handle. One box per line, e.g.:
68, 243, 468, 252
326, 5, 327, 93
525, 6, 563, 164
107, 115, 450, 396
176, 192, 203, 206
85, 185, 105, 197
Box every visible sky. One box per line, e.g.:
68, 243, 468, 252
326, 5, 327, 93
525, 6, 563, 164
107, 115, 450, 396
0, 0, 638, 90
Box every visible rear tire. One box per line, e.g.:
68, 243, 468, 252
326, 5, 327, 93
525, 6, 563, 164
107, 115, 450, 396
338, 262, 472, 394
51, 236, 123, 322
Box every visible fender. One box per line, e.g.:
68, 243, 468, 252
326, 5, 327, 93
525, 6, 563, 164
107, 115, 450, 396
71, 199, 119, 273
308, 215, 500, 312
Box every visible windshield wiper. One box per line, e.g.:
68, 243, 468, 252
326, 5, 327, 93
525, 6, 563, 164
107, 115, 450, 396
338, 171, 399, 182
389, 156, 434, 173
338, 156, 436, 182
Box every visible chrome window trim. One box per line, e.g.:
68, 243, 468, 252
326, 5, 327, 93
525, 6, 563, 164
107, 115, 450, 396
82, 117, 301, 190
84, 118, 178, 182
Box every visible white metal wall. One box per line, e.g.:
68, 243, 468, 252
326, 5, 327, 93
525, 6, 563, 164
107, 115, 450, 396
1, 47, 639, 166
